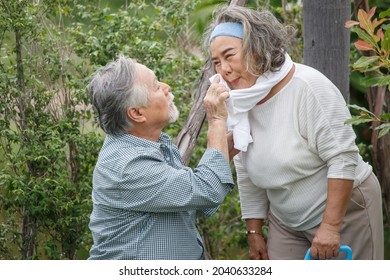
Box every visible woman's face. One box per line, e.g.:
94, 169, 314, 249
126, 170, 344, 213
210, 36, 258, 90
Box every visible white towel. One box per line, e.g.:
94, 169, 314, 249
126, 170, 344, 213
209, 53, 293, 152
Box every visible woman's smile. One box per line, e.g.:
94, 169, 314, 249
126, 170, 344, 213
229, 77, 240, 89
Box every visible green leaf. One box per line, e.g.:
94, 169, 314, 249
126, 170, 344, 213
375, 123, 390, 138
380, 113, 390, 121
355, 65, 381, 73
375, 123, 390, 130
352, 26, 377, 47
344, 115, 373, 126
361, 75, 383, 87
377, 75, 390, 86
350, 71, 368, 94
348, 104, 372, 114
378, 127, 390, 138
383, 28, 390, 52
379, 8, 390, 18
382, 23, 390, 30
352, 56, 379, 69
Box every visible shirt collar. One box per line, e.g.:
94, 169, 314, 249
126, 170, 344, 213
108, 132, 173, 148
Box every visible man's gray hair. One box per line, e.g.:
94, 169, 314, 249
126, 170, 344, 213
87, 55, 148, 135
204, 5, 295, 76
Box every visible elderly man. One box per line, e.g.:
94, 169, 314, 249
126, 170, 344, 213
86, 55, 234, 260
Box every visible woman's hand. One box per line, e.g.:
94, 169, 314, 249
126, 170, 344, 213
310, 222, 340, 259
309, 178, 353, 259
227, 131, 240, 161
247, 234, 269, 260
245, 219, 269, 260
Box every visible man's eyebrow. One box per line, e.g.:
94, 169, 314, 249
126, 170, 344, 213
211, 47, 236, 61
152, 76, 158, 86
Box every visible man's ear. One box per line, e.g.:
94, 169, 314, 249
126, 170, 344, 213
127, 107, 146, 123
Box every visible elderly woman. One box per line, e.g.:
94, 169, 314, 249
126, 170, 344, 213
204, 5, 384, 260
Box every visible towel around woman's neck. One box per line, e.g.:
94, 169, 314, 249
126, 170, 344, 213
209, 53, 294, 152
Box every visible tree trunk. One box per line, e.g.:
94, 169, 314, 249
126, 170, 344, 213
353, 0, 390, 228
175, 0, 247, 165
229, 0, 247, 6
175, 68, 209, 165
303, 0, 351, 102
21, 213, 37, 259
16, 27, 39, 259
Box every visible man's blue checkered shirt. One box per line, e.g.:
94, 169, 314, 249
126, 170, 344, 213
88, 133, 234, 260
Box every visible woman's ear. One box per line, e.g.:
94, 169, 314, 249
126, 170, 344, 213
127, 107, 146, 123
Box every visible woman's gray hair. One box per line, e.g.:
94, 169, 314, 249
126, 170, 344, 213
86, 55, 148, 135
204, 5, 294, 76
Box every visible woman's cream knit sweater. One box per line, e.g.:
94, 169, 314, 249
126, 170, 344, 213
234, 63, 372, 231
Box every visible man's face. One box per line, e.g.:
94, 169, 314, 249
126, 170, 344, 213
135, 63, 179, 128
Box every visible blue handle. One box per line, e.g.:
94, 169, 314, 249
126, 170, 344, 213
304, 245, 352, 260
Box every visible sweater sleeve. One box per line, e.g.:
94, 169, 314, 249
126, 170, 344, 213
298, 76, 358, 180
234, 153, 269, 219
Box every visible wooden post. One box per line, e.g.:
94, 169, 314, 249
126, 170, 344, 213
303, 0, 351, 103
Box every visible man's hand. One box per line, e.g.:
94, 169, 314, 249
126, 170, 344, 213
203, 76, 230, 160
204, 75, 230, 123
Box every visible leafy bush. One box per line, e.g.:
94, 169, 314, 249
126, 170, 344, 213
345, 7, 390, 137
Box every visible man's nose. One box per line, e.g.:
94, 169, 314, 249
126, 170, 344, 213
161, 82, 170, 95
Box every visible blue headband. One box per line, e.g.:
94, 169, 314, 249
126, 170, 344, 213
209, 22, 244, 43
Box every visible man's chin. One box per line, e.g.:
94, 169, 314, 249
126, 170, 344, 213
168, 107, 180, 123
